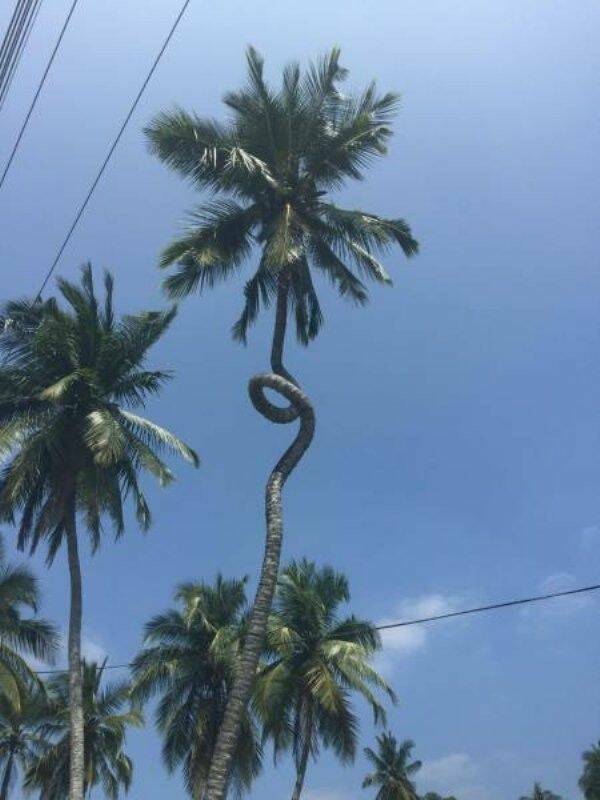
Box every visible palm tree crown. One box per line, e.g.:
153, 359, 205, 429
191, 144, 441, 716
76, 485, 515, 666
0, 535, 57, 705
25, 660, 142, 800
146, 46, 418, 347
0, 263, 198, 559
519, 783, 563, 800
0, 683, 50, 800
256, 559, 394, 800
362, 733, 421, 800
580, 742, 600, 800
131, 576, 262, 798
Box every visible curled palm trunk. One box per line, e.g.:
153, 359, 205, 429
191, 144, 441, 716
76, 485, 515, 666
205, 278, 315, 800
65, 504, 84, 800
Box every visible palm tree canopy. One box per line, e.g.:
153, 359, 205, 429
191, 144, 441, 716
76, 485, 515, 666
421, 794, 458, 800
0, 535, 57, 706
131, 576, 262, 798
580, 742, 600, 800
25, 660, 142, 800
146, 46, 418, 344
256, 559, 395, 769
0, 264, 198, 564
519, 783, 563, 800
0, 681, 51, 798
362, 733, 421, 800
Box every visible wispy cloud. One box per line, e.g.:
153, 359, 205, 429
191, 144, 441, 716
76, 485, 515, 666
520, 572, 595, 626
376, 594, 461, 673
580, 524, 600, 554
418, 753, 499, 800
305, 791, 354, 800
28, 633, 108, 673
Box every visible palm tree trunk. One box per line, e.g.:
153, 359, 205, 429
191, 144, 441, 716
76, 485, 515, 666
0, 752, 14, 800
291, 706, 312, 800
270, 271, 296, 384
205, 273, 315, 800
65, 497, 84, 800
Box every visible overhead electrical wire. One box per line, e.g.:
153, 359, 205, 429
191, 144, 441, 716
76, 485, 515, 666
0, 0, 81, 191
35, 0, 193, 301
33, 580, 600, 675
0, 0, 43, 112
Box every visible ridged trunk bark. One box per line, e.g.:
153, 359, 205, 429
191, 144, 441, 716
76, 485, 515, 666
205, 272, 315, 800
65, 497, 84, 800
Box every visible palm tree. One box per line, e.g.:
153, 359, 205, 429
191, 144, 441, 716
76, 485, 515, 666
146, 46, 418, 799
0, 534, 57, 706
25, 660, 142, 800
362, 733, 421, 800
421, 794, 458, 800
130, 576, 261, 798
0, 265, 198, 800
0, 683, 50, 800
256, 559, 394, 800
580, 742, 600, 800
519, 784, 563, 800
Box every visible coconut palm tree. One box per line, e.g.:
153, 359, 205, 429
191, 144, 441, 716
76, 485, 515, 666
146, 46, 418, 799
0, 534, 57, 706
0, 682, 50, 800
256, 559, 394, 800
362, 733, 421, 800
130, 576, 261, 798
0, 265, 198, 800
580, 742, 600, 800
519, 784, 563, 800
25, 660, 142, 800
421, 794, 458, 800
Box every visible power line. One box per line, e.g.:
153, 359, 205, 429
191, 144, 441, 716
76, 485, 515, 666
35, 0, 193, 301
0, 0, 80, 191
33, 580, 600, 675
0, 0, 43, 112
375, 582, 600, 630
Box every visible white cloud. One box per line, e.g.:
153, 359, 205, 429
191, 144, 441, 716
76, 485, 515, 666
81, 636, 108, 664
418, 753, 498, 800
520, 572, 595, 625
305, 791, 353, 800
376, 594, 460, 672
27, 633, 108, 673
580, 524, 600, 553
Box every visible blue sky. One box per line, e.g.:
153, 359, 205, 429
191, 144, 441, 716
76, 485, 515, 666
1, 1, 599, 798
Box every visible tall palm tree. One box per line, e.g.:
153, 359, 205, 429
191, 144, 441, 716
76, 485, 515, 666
130, 576, 261, 798
580, 742, 600, 800
146, 46, 418, 799
519, 783, 563, 800
0, 265, 198, 800
0, 534, 57, 706
0, 683, 50, 800
25, 660, 142, 800
362, 733, 421, 800
256, 560, 394, 800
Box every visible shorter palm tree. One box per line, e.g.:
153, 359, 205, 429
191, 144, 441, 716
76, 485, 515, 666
0, 535, 57, 705
257, 559, 394, 800
519, 784, 563, 800
362, 733, 421, 800
421, 794, 457, 800
0, 265, 198, 800
25, 660, 142, 800
580, 743, 600, 800
131, 577, 261, 798
0, 683, 50, 800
